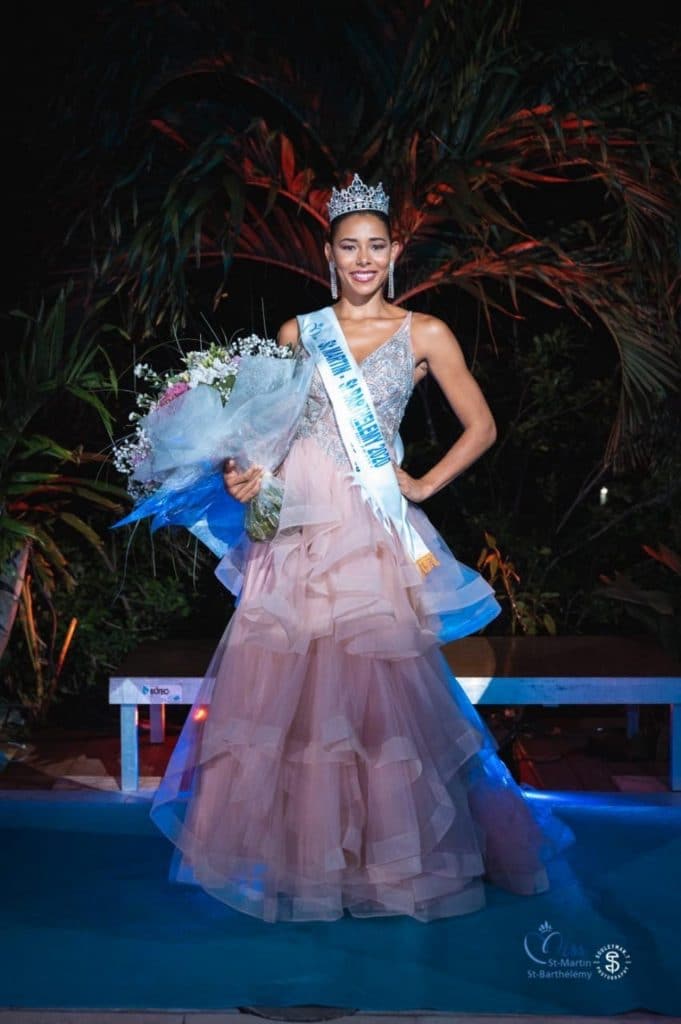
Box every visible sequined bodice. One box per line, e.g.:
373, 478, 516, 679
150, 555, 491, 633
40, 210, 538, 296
295, 312, 414, 468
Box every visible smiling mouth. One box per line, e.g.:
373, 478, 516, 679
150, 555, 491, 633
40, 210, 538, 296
350, 271, 377, 281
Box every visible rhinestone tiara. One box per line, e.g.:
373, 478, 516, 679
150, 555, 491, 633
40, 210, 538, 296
327, 173, 390, 222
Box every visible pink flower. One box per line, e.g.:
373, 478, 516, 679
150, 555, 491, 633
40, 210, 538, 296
130, 447, 149, 467
158, 381, 190, 407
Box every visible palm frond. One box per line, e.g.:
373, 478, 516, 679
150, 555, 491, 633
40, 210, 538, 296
50, 0, 681, 464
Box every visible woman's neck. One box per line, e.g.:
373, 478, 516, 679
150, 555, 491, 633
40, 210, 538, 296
334, 294, 394, 321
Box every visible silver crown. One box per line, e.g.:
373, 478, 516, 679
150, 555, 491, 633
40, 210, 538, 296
327, 173, 390, 222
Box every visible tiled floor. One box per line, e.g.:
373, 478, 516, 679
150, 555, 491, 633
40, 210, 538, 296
0, 1013, 679, 1023
0, 703, 671, 795
0, 1010, 678, 1023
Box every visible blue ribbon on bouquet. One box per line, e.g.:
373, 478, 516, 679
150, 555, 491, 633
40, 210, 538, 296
111, 470, 245, 558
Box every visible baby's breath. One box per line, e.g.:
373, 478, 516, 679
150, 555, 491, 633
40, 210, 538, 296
113, 333, 290, 498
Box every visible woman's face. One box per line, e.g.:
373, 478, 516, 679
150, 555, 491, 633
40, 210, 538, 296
325, 213, 400, 299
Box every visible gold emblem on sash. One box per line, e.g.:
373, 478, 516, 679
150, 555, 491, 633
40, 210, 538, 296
416, 551, 440, 576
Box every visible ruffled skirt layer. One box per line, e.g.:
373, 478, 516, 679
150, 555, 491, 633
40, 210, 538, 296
151, 438, 571, 922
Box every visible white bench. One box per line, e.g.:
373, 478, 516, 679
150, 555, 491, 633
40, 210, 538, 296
109, 634, 681, 793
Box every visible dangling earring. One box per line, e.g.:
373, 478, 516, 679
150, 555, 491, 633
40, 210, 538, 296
329, 261, 338, 300
387, 260, 395, 300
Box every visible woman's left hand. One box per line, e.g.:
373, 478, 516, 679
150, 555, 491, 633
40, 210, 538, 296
393, 465, 433, 504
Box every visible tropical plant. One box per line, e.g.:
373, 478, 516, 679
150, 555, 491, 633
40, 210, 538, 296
1, 523, 224, 728
57, 0, 680, 472
413, 316, 680, 637
597, 541, 681, 660
477, 529, 560, 635
0, 288, 126, 719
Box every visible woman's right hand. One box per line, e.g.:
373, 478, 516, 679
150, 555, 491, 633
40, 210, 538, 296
223, 459, 263, 502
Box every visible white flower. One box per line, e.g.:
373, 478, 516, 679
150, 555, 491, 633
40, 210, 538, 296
187, 366, 215, 386
115, 325, 293, 499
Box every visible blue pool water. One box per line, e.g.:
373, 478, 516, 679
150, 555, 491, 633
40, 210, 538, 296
1, 789, 680, 1014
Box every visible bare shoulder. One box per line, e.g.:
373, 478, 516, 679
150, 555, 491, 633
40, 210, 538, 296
277, 317, 301, 349
410, 311, 465, 365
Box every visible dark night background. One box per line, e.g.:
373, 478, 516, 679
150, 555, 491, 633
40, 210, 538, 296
1, 11, 681, 1014
2, 0, 680, 722
5, 0, 678, 308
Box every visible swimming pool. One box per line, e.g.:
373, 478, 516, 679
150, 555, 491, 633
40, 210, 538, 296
1, 789, 680, 1014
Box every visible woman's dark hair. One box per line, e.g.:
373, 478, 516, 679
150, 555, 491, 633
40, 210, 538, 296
329, 209, 392, 242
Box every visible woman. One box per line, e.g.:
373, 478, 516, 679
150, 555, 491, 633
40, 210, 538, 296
151, 175, 569, 922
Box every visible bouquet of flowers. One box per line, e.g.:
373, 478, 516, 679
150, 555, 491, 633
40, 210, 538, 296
112, 332, 314, 558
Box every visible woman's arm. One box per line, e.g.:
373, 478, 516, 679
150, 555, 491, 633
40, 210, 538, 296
277, 317, 300, 349
223, 319, 300, 501
395, 314, 497, 503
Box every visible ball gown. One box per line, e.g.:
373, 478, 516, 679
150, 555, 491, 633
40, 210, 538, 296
150, 311, 571, 922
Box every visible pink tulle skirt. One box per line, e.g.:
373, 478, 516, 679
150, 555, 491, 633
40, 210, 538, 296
151, 438, 571, 922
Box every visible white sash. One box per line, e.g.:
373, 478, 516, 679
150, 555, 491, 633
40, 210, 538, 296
297, 306, 439, 575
